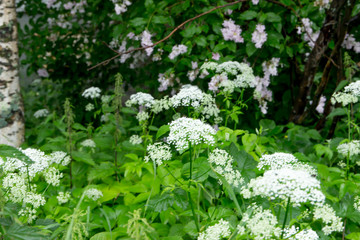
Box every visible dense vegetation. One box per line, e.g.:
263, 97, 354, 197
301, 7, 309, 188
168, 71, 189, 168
1, 0, 360, 239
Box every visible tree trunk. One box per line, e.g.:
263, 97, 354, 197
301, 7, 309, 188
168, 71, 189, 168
289, 0, 347, 124
0, 0, 24, 147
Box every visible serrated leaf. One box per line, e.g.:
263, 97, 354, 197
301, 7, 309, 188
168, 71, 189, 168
5, 223, 48, 240
246, 42, 257, 57
0, 144, 33, 164
327, 108, 347, 118
265, 12, 282, 22
148, 193, 174, 212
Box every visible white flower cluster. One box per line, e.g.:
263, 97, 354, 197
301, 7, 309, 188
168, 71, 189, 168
252, 24, 267, 48
208, 149, 244, 187
50, 151, 71, 165
221, 19, 244, 43
257, 152, 316, 175
141, 30, 153, 56
197, 219, 231, 240
241, 166, 325, 206
81, 139, 96, 148
342, 34, 360, 53
144, 143, 172, 166
82, 87, 101, 99
313, 204, 343, 235
85, 103, 94, 111
168, 117, 216, 152
125, 92, 155, 108
254, 58, 280, 114
169, 44, 188, 60
130, 135, 143, 145
136, 111, 150, 123
84, 188, 103, 201
331, 80, 360, 106
151, 97, 171, 114
170, 85, 220, 119
34, 109, 49, 118
354, 196, 360, 212
284, 226, 319, 240
113, 0, 131, 15
201, 61, 255, 92
297, 18, 319, 49
337, 140, 360, 157
237, 205, 281, 240
19, 207, 37, 223
57, 191, 71, 204
44, 167, 63, 186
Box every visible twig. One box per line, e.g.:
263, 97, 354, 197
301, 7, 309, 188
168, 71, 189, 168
88, 0, 246, 71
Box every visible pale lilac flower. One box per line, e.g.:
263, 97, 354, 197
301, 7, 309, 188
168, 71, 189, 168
127, 32, 135, 39
221, 19, 244, 43
252, 0, 259, 4
169, 44, 188, 60
225, 9, 233, 15
212, 52, 220, 60
252, 24, 267, 48
63, 2, 73, 9
37, 68, 49, 78
316, 95, 326, 114
191, 61, 198, 69
141, 30, 153, 56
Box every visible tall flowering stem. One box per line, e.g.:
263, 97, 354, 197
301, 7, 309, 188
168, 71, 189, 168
188, 141, 200, 232
113, 74, 124, 182
64, 98, 74, 188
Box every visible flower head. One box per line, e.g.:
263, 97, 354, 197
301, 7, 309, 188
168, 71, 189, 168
198, 219, 231, 240
168, 117, 216, 152
169, 44, 187, 60
82, 87, 101, 99
144, 143, 172, 166
125, 92, 154, 108
34, 109, 49, 118
252, 24, 267, 48
84, 188, 103, 201
221, 19, 244, 43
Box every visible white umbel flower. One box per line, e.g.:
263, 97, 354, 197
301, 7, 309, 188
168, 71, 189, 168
19, 207, 37, 223
82, 87, 101, 99
144, 143, 172, 166
313, 204, 343, 235
125, 92, 155, 108
354, 196, 360, 212
208, 149, 244, 187
130, 135, 143, 145
284, 226, 319, 240
337, 140, 360, 157
170, 85, 204, 108
198, 219, 231, 240
238, 204, 281, 240
136, 111, 150, 123
84, 188, 103, 201
57, 192, 71, 204
331, 92, 358, 106
242, 168, 325, 206
44, 167, 63, 186
81, 139, 96, 148
34, 109, 49, 118
168, 117, 216, 152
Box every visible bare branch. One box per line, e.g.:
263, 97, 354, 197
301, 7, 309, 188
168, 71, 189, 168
88, 0, 247, 71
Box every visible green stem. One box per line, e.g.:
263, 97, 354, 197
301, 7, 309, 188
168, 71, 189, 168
280, 197, 291, 239
144, 161, 157, 216
165, 166, 183, 185
188, 142, 200, 232
65, 192, 86, 240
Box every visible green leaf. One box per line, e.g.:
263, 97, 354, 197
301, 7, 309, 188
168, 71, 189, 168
334, 80, 349, 92
265, 12, 282, 22
145, 0, 155, 11
195, 36, 207, 47
327, 108, 347, 118
246, 42, 257, 57
129, 17, 147, 27
156, 125, 170, 139
72, 123, 87, 131
5, 223, 48, 240
88, 163, 115, 181
346, 232, 360, 240
90, 231, 122, 240
0, 144, 34, 164
239, 10, 257, 20
148, 193, 174, 212
71, 151, 95, 166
